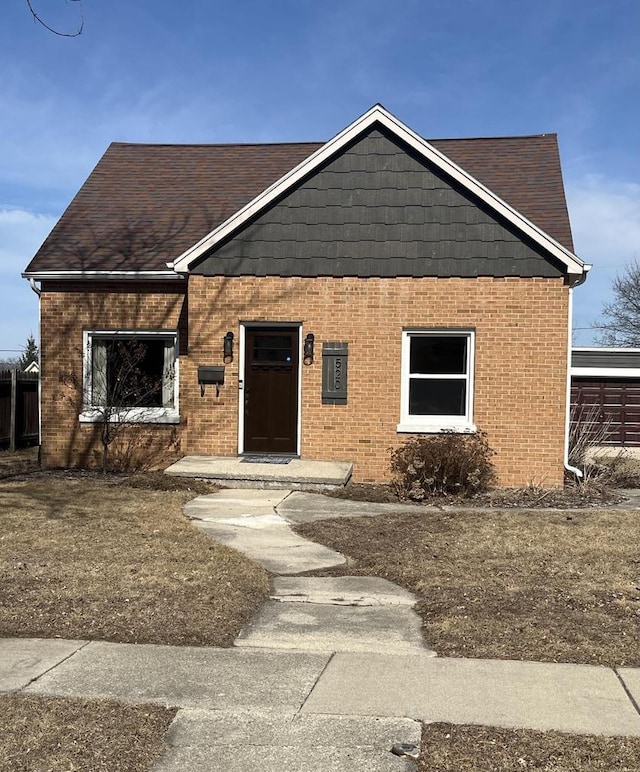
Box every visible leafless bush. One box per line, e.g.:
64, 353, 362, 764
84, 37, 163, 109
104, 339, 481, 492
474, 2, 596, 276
569, 404, 640, 487
568, 404, 613, 476
106, 426, 181, 473
390, 430, 496, 500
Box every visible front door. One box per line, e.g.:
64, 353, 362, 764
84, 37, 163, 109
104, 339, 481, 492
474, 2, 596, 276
243, 327, 299, 454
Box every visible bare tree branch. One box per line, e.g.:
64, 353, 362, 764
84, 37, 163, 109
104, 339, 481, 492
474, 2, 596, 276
595, 259, 640, 346
25, 0, 84, 37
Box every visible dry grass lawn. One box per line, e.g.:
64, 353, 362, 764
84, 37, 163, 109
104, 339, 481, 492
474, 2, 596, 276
1, 464, 639, 770
295, 508, 640, 666
418, 723, 640, 771
0, 476, 270, 646
0, 694, 175, 772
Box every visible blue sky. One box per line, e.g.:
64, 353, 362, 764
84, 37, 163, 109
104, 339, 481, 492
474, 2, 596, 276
1, 0, 638, 357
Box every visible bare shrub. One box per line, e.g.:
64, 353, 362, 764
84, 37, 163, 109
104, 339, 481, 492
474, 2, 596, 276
569, 403, 613, 473
107, 426, 181, 473
586, 451, 640, 489
569, 403, 640, 488
62, 338, 176, 474
390, 430, 496, 500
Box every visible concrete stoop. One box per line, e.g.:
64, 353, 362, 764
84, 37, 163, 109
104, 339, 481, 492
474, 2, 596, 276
165, 455, 353, 490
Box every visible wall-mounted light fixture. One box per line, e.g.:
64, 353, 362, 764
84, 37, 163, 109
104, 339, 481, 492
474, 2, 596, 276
223, 331, 234, 363
303, 333, 315, 365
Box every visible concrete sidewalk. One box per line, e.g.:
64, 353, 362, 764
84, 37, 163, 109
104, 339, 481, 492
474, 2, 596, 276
184, 489, 346, 574
3, 638, 640, 737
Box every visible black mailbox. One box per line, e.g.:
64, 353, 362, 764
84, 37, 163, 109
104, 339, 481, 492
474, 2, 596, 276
198, 366, 225, 385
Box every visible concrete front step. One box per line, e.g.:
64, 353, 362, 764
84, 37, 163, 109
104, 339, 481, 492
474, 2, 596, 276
165, 455, 353, 490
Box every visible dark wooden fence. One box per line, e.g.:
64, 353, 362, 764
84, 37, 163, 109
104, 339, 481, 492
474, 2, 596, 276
0, 370, 39, 450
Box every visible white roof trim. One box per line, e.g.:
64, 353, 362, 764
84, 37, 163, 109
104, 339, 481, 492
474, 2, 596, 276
573, 346, 640, 353
572, 367, 640, 378
23, 270, 184, 281
172, 104, 587, 276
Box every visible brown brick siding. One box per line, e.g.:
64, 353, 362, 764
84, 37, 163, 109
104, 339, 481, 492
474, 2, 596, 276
39, 281, 187, 470
186, 275, 569, 487
40, 276, 569, 486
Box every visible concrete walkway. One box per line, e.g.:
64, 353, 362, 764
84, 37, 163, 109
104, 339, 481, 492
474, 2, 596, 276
4, 489, 640, 770
184, 490, 346, 574
185, 489, 433, 655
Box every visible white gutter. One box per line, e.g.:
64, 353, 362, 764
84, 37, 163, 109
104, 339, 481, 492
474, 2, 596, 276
564, 270, 590, 480
38, 286, 42, 451
573, 345, 640, 353
22, 271, 184, 281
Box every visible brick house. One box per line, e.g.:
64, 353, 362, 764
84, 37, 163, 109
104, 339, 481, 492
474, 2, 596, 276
23, 105, 589, 485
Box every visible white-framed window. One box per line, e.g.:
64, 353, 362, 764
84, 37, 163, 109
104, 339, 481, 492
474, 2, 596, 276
398, 329, 475, 433
80, 330, 179, 424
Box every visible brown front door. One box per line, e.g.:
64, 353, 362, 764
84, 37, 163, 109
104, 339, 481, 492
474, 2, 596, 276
243, 327, 299, 454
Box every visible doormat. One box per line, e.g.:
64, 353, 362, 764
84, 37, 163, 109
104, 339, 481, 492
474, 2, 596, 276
241, 456, 292, 465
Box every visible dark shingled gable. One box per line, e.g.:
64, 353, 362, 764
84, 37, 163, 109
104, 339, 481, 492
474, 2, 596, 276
25, 127, 574, 274
194, 128, 567, 278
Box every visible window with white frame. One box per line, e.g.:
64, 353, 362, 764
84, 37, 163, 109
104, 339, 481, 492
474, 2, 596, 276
81, 331, 179, 423
398, 330, 475, 432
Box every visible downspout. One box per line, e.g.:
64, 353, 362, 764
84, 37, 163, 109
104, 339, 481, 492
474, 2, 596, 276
27, 278, 42, 456
564, 270, 590, 481
29, 277, 41, 297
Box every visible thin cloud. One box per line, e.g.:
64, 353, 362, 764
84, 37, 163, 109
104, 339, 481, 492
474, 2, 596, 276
566, 178, 640, 343
0, 208, 57, 349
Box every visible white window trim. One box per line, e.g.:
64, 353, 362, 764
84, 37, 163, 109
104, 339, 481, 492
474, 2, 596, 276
79, 329, 180, 424
397, 329, 476, 434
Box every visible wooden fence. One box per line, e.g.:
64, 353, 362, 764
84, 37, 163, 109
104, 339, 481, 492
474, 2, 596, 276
0, 370, 39, 450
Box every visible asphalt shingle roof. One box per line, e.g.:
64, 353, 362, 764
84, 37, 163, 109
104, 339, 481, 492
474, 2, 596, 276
25, 133, 574, 273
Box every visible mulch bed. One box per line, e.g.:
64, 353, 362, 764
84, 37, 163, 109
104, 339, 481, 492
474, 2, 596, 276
326, 480, 626, 508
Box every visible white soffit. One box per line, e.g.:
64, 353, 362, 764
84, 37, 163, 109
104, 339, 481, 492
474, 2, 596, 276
171, 104, 587, 277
